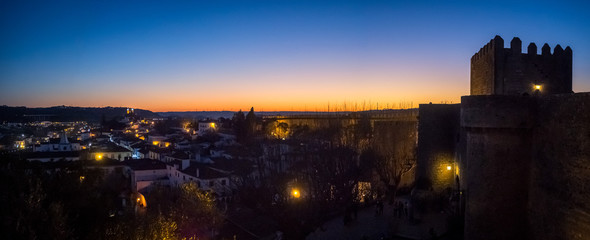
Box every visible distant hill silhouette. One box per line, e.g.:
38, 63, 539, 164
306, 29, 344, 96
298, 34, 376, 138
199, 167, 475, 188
0, 106, 160, 123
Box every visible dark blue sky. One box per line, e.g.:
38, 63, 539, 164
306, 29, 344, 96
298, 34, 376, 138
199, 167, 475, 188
1, 0, 589, 111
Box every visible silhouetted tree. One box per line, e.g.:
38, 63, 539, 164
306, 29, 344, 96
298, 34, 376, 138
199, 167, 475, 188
232, 110, 247, 142
0, 161, 123, 239
145, 183, 224, 238
0, 156, 223, 240
366, 121, 417, 197
354, 113, 372, 150
246, 107, 257, 137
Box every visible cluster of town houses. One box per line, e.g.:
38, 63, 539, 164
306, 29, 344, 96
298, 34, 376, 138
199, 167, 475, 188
2, 110, 330, 238
1, 110, 263, 204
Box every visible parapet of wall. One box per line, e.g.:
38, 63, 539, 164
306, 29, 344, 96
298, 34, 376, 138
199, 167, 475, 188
528, 93, 590, 240
272, 109, 419, 131
416, 104, 461, 191
461, 95, 535, 129
461, 95, 534, 240
502, 40, 572, 96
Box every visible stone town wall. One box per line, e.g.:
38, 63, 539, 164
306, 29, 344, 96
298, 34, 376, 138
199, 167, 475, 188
416, 104, 461, 192
461, 93, 590, 240
461, 95, 534, 240
269, 109, 419, 131
528, 93, 590, 240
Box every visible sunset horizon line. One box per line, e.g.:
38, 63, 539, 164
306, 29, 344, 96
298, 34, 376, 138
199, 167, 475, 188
3, 100, 460, 113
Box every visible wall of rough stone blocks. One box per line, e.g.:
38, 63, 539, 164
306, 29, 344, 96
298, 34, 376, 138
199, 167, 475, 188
461, 95, 534, 240
416, 104, 461, 192
470, 36, 572, 96
528, 93, 590, 240
461, 93, 590, 240
470, 38, 500, 95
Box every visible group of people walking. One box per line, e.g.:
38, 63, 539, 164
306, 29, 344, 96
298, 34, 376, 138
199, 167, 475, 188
392, 200, 409, 218
343, 198, 411, 226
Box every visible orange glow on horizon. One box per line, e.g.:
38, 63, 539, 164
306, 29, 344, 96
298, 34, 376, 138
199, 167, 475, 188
5, 69, 467, 112
73, 93, 462, 112
11, 96, 462, 112
143, 95, 462, 112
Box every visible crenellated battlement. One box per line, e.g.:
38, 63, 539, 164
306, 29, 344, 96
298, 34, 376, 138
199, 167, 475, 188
471, 35, 504, 61
472, 36, 572, 61
470, 36, 572, 96
417, 36, 587, 240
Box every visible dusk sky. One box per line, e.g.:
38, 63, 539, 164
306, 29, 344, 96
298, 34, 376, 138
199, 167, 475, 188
1, 0, 589, 112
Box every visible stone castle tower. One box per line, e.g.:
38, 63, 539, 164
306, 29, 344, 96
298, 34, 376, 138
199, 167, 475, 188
462, 36, 590, 240
416, 35, 588, 240
470, 35, 572, 96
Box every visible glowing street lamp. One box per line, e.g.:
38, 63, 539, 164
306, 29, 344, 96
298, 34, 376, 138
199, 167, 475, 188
534, 84, 542, 91
291, 188, 301, 198
447, 165, 452, 171
136, 193, 147, 207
